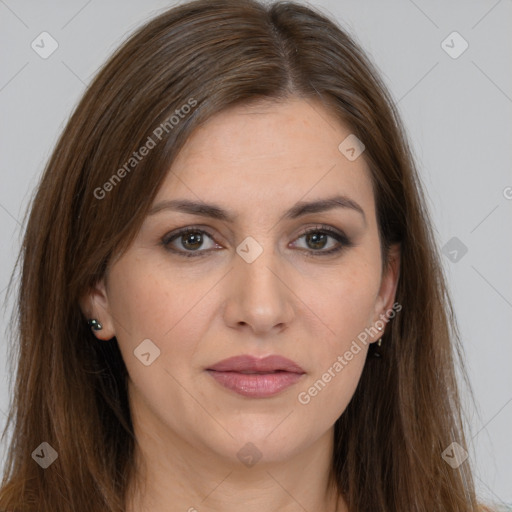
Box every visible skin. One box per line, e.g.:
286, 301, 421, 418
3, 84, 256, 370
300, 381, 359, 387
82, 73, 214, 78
81, 97, 400, 512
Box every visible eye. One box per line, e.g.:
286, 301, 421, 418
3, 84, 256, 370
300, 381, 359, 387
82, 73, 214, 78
161, 224, 353, 258
162, 227, 219, 257
291, 224, 354, 256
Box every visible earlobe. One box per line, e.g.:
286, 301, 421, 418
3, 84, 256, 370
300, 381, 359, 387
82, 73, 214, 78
368, 244, 401, 353
79, 278, 116, 341
374, 243, 401, 325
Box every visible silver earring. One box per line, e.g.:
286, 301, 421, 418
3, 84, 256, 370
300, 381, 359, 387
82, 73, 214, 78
377, 325, 383, 347
87, 319, 103, 331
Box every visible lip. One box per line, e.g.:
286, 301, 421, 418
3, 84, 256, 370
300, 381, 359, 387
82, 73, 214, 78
206, 355, 306, 398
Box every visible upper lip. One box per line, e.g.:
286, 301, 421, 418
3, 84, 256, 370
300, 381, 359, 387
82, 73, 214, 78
206, 355, 305, 374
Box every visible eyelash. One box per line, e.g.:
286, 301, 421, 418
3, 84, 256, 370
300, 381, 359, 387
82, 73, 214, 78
161, 224, 354, 259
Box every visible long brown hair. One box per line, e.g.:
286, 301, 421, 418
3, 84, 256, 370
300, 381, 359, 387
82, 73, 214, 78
0, 0, 492, 510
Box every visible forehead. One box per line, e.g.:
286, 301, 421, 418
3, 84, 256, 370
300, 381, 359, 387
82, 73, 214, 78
155, 97, 375, 220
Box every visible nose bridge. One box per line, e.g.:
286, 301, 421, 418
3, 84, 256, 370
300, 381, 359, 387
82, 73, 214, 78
226, 232, 293, 331
236, 233, 283, 298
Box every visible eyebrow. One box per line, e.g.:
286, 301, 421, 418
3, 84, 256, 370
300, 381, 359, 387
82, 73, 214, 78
148, 194, 366, 225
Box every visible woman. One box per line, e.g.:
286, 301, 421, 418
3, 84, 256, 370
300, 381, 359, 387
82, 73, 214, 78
0, 0, 499, 510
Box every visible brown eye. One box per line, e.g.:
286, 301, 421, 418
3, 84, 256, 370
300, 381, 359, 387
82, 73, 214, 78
178, 230, 205, 251
292, 225, 353, 256
304, 231, 330, 250
162, 228, 217, 257
162, 224, 353, 259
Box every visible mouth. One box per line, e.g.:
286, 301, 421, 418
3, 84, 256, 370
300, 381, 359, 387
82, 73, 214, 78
206, 355, 305, 398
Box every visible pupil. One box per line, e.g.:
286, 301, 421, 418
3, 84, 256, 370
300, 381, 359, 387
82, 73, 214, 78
183, 232, 202, 250
307, 232, 326, 250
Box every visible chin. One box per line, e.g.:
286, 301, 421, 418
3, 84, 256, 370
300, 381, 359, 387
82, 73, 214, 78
210, 427, 312, 467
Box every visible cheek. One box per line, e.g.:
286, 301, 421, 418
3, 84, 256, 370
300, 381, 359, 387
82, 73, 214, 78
107, 256, 210, 378
296, 275, 373, 423
303, 259, 381, 349
293, 261, 379, 413
334, 270, 380, 338
298, 348, 367, 431
107, 269, 166, 339
107, 254, 202, 339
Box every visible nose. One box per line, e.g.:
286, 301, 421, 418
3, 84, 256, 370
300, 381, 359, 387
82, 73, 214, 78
222, 239, 295, 336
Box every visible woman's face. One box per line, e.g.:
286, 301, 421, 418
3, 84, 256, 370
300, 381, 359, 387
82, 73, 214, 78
83, 97, 400, 467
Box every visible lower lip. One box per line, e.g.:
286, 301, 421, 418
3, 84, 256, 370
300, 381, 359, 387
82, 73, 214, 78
206, 370, 304, 398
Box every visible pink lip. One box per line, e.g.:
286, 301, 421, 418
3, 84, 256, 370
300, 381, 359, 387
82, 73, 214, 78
206, 355, 305, 398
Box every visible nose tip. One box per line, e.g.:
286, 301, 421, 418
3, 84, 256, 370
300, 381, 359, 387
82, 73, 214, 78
224, 251, 295, 335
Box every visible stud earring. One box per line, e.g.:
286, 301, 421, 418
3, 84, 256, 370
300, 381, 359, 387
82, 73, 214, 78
87, 319, 103, 331
377, 325, 383, 347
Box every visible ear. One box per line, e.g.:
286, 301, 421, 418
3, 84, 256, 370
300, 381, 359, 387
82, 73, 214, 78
371, 243, 401, 341
79, 277, 116, 341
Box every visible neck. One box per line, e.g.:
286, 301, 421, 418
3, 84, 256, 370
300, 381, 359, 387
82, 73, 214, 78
124, 423, 347, 512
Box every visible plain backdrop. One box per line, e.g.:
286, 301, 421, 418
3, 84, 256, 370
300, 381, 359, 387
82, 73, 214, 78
0, 0, 511, 506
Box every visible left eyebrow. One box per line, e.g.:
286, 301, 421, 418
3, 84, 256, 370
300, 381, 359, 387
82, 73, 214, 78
147, 194, 367, 225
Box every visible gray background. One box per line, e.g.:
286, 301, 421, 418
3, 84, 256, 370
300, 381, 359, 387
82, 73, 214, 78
0, 0, 511, 506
